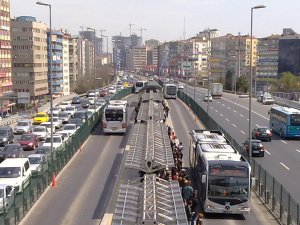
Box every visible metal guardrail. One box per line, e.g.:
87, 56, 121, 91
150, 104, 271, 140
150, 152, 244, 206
177, 90, 299, 225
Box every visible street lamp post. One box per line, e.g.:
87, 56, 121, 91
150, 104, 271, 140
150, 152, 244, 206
249, 5, 266, 161
87, 27, 97, 113
207, 29, 211, 114
101, 35, 109, 86
36, 1, 54, 166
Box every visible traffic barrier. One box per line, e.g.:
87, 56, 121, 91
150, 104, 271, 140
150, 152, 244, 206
51, 173, 57, 187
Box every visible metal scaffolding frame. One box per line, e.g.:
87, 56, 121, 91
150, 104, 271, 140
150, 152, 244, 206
112, 174, 188, 225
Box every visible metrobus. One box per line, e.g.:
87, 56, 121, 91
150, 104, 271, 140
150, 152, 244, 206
135, 80, 148, 93
163, 83, 177, 99
269, 106, 300, 138
102, 100, 127, 134
189, 130, 251, 214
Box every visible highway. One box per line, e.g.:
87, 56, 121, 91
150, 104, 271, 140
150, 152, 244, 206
185, 85, 300, 204
17, 87, 280, 225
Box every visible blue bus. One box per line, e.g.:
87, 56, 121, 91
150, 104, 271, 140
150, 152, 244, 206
269, 106, 300, 138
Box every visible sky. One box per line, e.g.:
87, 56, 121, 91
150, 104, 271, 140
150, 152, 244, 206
10, 0, 300, 45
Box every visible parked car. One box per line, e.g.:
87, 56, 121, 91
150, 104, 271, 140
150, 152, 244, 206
80, 99, 90, 108
252, 127, 272, 141
203, 94, 213, 102
58, 112, 71, 124
0, 184, 15, 213
63, 124, 77, 136
33, 112, 49, 125
14, 120, 31, 134
72, 96, 81, 104
28, 154, 47, 176
18, 134, 39, 151
0, 127, 14, 146
0, 144, 23, 162
42, 135, 63, 150
243, 139, 265, 157
32, 126, 48, 141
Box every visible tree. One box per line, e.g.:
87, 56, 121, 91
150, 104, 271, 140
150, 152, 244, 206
224, 70, 233, 91
277, 72, 300, 92
236, 75, 249, 93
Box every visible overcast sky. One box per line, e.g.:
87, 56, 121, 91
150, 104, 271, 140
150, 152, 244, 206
11, 0, 300, 44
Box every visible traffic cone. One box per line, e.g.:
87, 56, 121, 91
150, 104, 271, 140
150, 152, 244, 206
51, 173, 57, 187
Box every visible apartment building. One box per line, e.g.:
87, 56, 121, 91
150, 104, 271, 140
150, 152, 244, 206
69, 36, 79, 91
62, 33, 70, 95
191, 36, 209, 79
11, 16, 48, 99
132, 46, 146, 71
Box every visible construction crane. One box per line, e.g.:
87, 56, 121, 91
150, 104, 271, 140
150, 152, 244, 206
129, 23, 135, 36
139, 27, 147, 40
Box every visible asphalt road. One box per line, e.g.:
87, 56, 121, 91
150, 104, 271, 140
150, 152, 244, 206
184, 85, 300, 204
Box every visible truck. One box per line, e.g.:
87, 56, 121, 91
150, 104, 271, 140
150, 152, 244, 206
209, 83, 223, 98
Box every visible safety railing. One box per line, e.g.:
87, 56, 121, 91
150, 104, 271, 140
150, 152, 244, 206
177, 90, 299, 225
0, 87, 133, 225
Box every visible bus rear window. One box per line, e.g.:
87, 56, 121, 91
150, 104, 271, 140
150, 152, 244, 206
105, 109, 123, 121
136, 82, 144, 87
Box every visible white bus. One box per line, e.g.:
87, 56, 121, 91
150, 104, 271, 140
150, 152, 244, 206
189, 130, 251, 214
163, 83, 177, 99
102, 100, 128, 134
135, 80, 148, 93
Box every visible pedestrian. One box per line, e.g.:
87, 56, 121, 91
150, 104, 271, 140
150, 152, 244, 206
185, 200, 194, 222
190, 190, 200, 213
182, 180, 193, 203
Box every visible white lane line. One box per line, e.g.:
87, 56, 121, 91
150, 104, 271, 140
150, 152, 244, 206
233, 110, 237, 113
221, 97, 270, 120
256, 124, 260, 127
264, 149, 271, 155
281, 140, 287, 144
227, 106, 231, 109
215, 109, 219, 113
211, 106, 214, 109
296, 149, 300, 153
222, 104, 225, 106
226, 118, 229, 122
280, 162, 290, 171
220, 114, 224, 117
240, 114, 244, 117
232, 124, 237, 127
240, 130, 245, 135
247, 118, 249, 121
217, 101, 220, 104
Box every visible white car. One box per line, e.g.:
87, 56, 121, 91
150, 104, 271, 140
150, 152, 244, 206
14, 120, 31, 134
59, 101, 70, 110
65, 106, 76, 116
47, 106, 61, 115
52, 117, 62, 129
55, 131, 71, 142
32, 126, 48, 141
28, 154, 46, 175
108, 87, 116, 94
178, 84, 184, 90
40, 122, 56, 134
63, 124, 77, 136
203, 95, 213, 102
42, 135, 63, 150
87, 97, 95, 105
0, 184, 15, 213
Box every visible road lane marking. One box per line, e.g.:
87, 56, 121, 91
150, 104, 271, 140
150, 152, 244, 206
281, 140, 287, 144
220, 114, 224, 117
240, 114, 244, 117
232, 124, 237, 127
226, 118, 229, 121
233, 110, 237, 113
215, 109, 219, 113
296, 149, 300, 153
256, 124, 260, 127
227, 106, 231, 109
217, 101, 220, 104
280, 162, 290, 171
240, 130, 245, 135
265, 149, 271, 155
222, 104, 225, 106
247, 118, 249, 121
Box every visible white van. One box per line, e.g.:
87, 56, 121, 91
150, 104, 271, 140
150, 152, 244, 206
0, 158, 31, 193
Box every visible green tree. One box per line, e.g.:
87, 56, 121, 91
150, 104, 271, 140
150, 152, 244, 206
224, 70, 233, 91
236, 75, 249, 93
278, 72, 300, 92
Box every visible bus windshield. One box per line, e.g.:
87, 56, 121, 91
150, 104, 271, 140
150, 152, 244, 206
290, 114, 300, 126
166, 86, 177, 95
105, 109, 123, 121
136, 82, 144, 87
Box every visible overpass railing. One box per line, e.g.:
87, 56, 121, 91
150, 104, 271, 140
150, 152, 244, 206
177, 90, 299, 225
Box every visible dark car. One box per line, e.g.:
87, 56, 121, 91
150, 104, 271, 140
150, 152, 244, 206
58, 112, 71, 124
69, 118, 83, 127
243, 139, 264, 157
18, 134, 39, 150
99, 89, 108, 97
0, 144, 23, 162
80, 99, 90, 108
252, 127, 272, 141
35, 146, 52, 159
73, 110, 88, 123
0, 127, 14, 146
72, 96, 81, 104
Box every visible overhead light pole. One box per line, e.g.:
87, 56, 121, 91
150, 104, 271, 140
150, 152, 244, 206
36, 1, 54, 166
249, 5, 266, 161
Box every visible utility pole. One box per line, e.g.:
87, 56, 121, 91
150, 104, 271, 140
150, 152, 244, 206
207, 29, 211, 114
129, 23, 135, 36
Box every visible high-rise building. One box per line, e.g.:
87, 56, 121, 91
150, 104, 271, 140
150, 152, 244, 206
0, 0, 12, 97
69, 36, 79, 91
132, 46, 146, 71
145, 39, 159, 73
62, 33, 70, 95
190, 36, 209, 78
79, 30, 103, 56
11, 16, 48, 99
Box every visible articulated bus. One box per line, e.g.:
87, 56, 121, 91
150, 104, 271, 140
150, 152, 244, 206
135, 80, 148, 93
102, 100, 127, 134
269, 106, 300, 138
189, 130, 251, 214
163, 83, 177, 99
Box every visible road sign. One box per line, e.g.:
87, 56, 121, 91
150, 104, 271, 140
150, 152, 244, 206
18, 92, 30, 104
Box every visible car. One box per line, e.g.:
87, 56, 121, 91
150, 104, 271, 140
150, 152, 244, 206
35, 146, 52, 158
262, 96, 274, 105
72, 96, 81, 104
87, 97, 95, 105
58, 112, 71, 124
95, 99, 106, 108
203, 94, 213, 102
52, 117, 62, 129
47, 107, 61, 116
0, 184, 15, 213
59, 101, 70, 110
33, 112, 49, 125
28, 154, 47, 176
149, 77, 154, 81
31, 126, 48, 141
243, 139, 265, 157
252, 127, 272, 141
42, 135, 63, 150
18, 134, 39, 151
40, 122, 56, 134
65, 106, 76, 116
86, 111, 93, 119
55, 131, 71, 142
0, 127, 14, 146
73, 110, 88, 123
14, 120, 31, 134
178, 84, 184, 90
80, 99, 90, 108
88, 92, 97, 98
0, 144, 23, 162
86, 90, 94, 98
68, 118, 83, 127
63, 124, 77, 136
108, 87, 116, 94
99, 89, 108, 97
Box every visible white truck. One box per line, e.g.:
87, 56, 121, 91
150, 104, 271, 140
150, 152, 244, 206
210, 83, 223, 99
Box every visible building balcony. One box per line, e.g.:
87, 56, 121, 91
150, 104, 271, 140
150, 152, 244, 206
52, 80, 63, 85
49, 73, 63, 79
